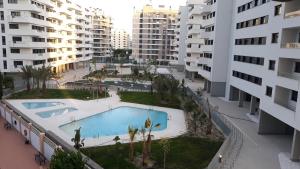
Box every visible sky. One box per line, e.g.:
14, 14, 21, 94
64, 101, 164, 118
73, 0, 186, 35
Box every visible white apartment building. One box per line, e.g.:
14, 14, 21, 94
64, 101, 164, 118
92, 8, 112, 62
225, 0, 300, 162
171, 6, 188, 69
132, 5, 177, 65
181, 0, 300, 162
185, 0, 233, 97
111, 30, 130, 49
0, 0, 112, 73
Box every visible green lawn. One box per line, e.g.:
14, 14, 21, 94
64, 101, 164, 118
8, 89, 108, 100
82, 136, 222, 169
119, 91, 181, 109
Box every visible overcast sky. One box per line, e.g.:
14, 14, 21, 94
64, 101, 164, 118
73, 0, 186, 35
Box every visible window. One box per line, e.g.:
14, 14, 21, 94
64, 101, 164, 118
12, 36, 22, 43
274, 5, 282, 16
8, 0, 17, 3
266, 86, 272, 97
32, 49, 45, 53
13, 61, 23, 68
268, 60, 275, 70
2, 48, 6, 57
11, 11, 20, 17
0, 11, 3, 20
3, 60, 7, 69
294, 62, 300, 73
2, 36, 5, 45
291, 91, 298, 102
9, 24, 18, 29
0, 0, 3, 8
1, 23, 4, 33
10, 48, 20, 53
271, 33, 279, 43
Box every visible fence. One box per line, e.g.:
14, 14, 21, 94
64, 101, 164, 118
0, 101, 103, 169
185, 87, 244, 169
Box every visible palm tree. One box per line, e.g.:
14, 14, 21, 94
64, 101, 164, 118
32, 67, 42, 90
159, 138, 170, 169
128, 126, 138, 161
140, 127, 148, 166
145, 117, 160, 155
71, 127, 85, 149
95, 68, 107, 93
40, 65, 52, 91
20, 65, 33, 91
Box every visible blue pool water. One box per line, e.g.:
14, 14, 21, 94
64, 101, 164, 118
22, 102, 64, 109
36, 107, 78, 118
59, 106, 168, 137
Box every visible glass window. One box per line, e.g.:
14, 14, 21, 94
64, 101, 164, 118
266, 86, 272, 97
268, 60, 275, 70
274, 5, 282, 16
271, 33, 279, 43
291, 91, 298, 102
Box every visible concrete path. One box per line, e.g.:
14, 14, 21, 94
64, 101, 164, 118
171, 69, 298, 169
0, 118, 47, 169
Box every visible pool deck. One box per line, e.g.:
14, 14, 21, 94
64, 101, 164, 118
7, 91, 187, 147
0, 118, 48, 169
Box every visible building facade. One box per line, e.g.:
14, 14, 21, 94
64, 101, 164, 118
132, 5, 177, 65
92, 8, 112, 62
0, 0, 112, 73
225, 0, 300, 162
180, 0, 300, 162
111, 30, 130, 49
171, 5, 188, 69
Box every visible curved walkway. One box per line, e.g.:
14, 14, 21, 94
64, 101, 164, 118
0, 118, 46, 169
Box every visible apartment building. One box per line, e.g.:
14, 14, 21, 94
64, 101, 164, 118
185, 0, 234, 97
132, 5, 178, 65
171, 6, 188, 69
0, 0, 112, 73
92, 8, 112, 62
224, 0, 300, 161
180, 0, 300, 162
111, 30, 130, 49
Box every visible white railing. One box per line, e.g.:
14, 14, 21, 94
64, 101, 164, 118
185, 87, 244, 169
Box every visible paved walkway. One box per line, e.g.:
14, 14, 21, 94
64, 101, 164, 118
0, 118, 46, 169
171, 69, 298, 169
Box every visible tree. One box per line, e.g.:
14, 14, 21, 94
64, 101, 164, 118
0, 72, 3, 99
140, 127, 148, 166
50, 149, 85, 169
145, 117, 160, 155
128, 126, 138, 161
167, 78, 179, 97
32, 67, 42, 90
71, 127, 85, 149
206, 98, 213, 135
159, 139, 170, 169
20, 65, 33, 91
153, 75, 168, 101
40, 65, 52, 92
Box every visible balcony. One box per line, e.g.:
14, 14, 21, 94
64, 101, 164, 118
274, 86, 297, 112
186, 37, 204, 44
9, 41, 47, 48
281, 27, 300, 49
186, 45, 201, 53
283, 0, 300, 19
7, 3, 44, 13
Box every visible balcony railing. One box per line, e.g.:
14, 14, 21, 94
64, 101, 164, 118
285, 10, 300, 18
281, 43, 300, 48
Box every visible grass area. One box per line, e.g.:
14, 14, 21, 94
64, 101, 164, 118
119, 91, 181, 109
8, 89, 108, 100
82, 136, 222, 169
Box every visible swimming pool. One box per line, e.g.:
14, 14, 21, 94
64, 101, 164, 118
22, 102, 64, 109
59, 106, 168, 138
36, 107, 78, 118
